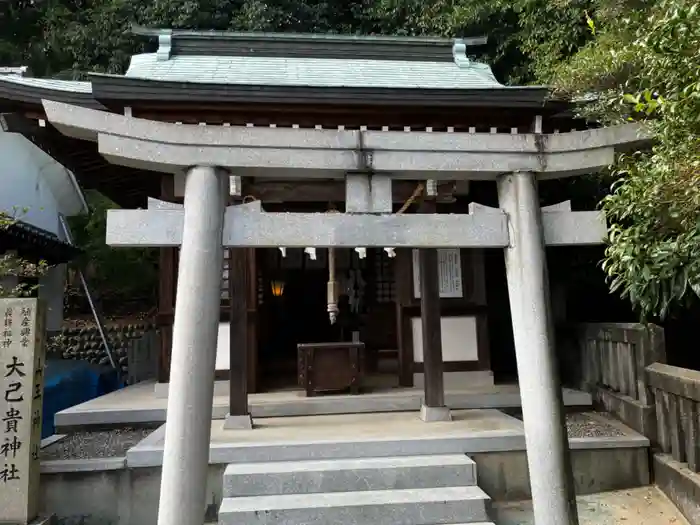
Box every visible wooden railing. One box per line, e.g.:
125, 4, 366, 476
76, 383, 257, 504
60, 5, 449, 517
647, 363, 700, 471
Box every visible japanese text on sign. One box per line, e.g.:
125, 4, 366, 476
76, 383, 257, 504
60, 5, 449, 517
0, 298, 45, 523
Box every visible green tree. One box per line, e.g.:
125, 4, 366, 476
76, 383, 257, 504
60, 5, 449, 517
552, 0, 700, 319
35, 0, 370, 77
360, 0, 599, 83
66, 191, 158, 311
0, 0, 44, 70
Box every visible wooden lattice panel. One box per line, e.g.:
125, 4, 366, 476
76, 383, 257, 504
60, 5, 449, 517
374, 249, 396, 303
221, 249, 230, 305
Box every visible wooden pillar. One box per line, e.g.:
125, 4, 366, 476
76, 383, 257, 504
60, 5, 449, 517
226, 247, 252, 428
395, 249, 414, 387
157, 175, 176, 383
418, 198, 450, 421
246, 249, 258, 394
471, 250, 492, 374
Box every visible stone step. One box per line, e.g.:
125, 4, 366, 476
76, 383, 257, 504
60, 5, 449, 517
218, 485, 491, 525
223, 454, 477, 497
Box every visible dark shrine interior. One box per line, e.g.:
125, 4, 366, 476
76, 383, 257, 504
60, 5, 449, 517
258, 256, 342, 390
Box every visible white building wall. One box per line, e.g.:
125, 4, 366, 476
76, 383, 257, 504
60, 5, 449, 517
0, 130, 87, 330
0, 133, 61, 234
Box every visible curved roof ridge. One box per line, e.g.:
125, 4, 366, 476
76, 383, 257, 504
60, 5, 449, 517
133, 25, 492, 64
132, 25, 465, 45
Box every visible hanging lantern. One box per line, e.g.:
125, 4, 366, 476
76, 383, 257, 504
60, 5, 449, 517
270, 279, 285, 297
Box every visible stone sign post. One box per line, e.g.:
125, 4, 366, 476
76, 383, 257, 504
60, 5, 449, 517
0, 298, 46, 525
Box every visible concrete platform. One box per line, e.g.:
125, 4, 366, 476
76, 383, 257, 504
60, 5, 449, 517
53, 381, 592, 430
125, 409, 647, 468
38, 410, 653, 525
126, 409, 522, 467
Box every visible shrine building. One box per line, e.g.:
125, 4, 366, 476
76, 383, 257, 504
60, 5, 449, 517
0, 27, 648, 525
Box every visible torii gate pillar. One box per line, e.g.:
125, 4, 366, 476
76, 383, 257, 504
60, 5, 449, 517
497, 171, 579, 525
156, 166, 228, 525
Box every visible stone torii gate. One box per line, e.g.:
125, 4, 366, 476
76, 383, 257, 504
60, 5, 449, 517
40, 99, 646, 525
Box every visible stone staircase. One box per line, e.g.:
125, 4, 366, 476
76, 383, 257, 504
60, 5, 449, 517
218, 454, 494, 525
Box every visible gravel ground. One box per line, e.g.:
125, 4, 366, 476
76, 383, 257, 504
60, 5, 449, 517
41, 427, 154, 460
566, 413, 625, 437
507, 411, 627, 438
566, 412, 626, 438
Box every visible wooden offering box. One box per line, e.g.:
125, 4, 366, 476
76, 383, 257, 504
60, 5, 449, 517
297, 342, 365, 397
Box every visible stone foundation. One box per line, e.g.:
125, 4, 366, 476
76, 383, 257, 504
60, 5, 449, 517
413, 370, 495, 390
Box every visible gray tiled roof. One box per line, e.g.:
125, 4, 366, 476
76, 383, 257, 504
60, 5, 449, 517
125, 53, 505, 89
0, 75, 92, 93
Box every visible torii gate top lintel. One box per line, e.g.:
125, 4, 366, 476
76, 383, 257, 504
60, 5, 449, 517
41, 99, 649, 181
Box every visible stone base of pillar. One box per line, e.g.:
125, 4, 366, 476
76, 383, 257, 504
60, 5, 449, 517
420, 404, 452, 422
155, 380, 230, 399
223, 414, 253, 430
413, 370, 495, 390
154, 381, 169, 398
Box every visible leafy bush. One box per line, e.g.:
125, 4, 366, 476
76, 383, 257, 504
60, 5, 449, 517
0, 210, 49, 298
552, 0, 700, 319
66, 191, 158, 314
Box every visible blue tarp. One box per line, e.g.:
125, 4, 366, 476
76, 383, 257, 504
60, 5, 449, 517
42, 359, 121, 438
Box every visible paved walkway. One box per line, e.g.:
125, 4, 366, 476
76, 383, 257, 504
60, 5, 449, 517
493, 487, 687, 524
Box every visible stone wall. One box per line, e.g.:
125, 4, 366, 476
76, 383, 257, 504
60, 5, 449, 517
40, 464, 226, 525
646, 363, 700, 524
47, 324, 158, 384
647, 363, 700, 468
562, 322, 665, 437
562, 323, 700, 523
39, 446, 650, 525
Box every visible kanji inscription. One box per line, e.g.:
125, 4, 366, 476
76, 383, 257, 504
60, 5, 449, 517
0, 298, 46, 524
412, 248, 464, 299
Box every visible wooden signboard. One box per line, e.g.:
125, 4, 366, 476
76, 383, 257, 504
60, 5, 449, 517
412, 248, 463, 299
